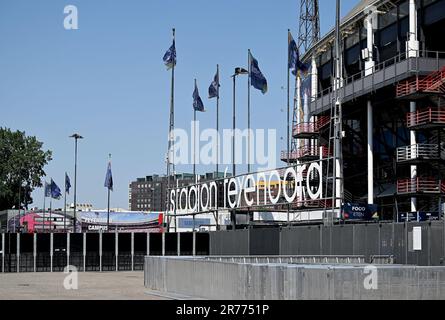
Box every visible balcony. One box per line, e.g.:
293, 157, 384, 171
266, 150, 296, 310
407, 108, 445, 129
281, 146, 331, 163
396, 144, 443, 163
397, 178, 444, 195
397, 65, 445, 98
292, 116, 330, 139
310, 50, 445, 115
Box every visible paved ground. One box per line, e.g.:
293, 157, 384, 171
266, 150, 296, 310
0, 272, 168, 300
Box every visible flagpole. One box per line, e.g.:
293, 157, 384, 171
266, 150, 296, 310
166, 28, 176, 233
247, 49, 251, 174
107, 154, 111, 232
193, 79, 197, 180
216, 64, 219, 177
43, 186, 46, 233
215, 64, 220, 230
49, 196, 52, 234
64, 173, 67, 232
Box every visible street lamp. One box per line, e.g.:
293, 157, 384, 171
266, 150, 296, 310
231, 67, 248, 177
70, 133, 83, 232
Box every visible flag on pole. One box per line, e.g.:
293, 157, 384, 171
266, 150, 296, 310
163, 40, 176, 70
288, 31, 308, 75
104, 162, 113, 191
208, 69, 219, 99
249, 51, 268, 94
50, 179, 62, 200
288, 31, 298, 75
44, 181, 51, 197
65, 173, 71, 194
193, 81, 205, 112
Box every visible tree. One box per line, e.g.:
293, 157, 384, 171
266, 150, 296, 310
0, 128, 52, 211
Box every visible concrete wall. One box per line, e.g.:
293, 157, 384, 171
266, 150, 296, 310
144, 256, 445, 300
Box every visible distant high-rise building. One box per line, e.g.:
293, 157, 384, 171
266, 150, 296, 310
129, 172, 226, 212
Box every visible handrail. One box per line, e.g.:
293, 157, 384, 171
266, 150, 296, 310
281, 146, 331, 161
317, 50, 445, 100
396, 144, 440, 162
397, 178, 443, 194
407, 108, 445, 127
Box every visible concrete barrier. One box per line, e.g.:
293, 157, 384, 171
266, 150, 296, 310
144, 256, 445, 300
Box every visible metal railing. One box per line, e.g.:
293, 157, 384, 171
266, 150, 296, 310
407, 108, 445, 128
292, 116, 330, 137
397, 65, 445, 97
203, 255, 366, 265
396, 144, 440, 162
397, 178, 443, 194
315, 50, 445, 105
281, 146, 331, 161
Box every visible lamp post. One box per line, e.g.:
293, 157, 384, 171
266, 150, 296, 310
70, 133, 83, 232
231, 67, 248, 177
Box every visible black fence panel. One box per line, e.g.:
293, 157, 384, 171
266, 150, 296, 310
331, 225, 354, 256
0, 235, 3, 273
249, 228, 279, 256
196, 233, 209, 256
102, 233, 116, 271
69, 233, 83, 271
379, 223, 394, 257
165, 233, 177, 256
321, 226, 332, 255
134, 233, 147, 270
118, 233, 132, 271
392, 223, 407, 264
20, 234, 34, 272
53, 234, 67, 272
209, 230, 248, 256
180, 233, 193, 256
85, 233, 100, 271
149, 233, 162, 256
36, 234, 50, 272
431, 222, 445, 266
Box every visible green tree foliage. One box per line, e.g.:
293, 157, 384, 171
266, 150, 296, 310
0, 128, 52, 211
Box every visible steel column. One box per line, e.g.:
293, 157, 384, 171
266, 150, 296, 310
368, 100, 374, 204
16, 233, 20, 273
33, 233, 37, 272
99, 232, 102, 272
50, 233, 53, 273
131, 232, 134, 271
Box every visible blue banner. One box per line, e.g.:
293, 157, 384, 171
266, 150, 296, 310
342, 203, 379, 221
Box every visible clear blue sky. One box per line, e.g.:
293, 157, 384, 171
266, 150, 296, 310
0, 0, 358, 210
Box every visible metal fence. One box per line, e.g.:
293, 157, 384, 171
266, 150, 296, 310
209, 221, 445, 266
0, 232, 208, 273
144, 256, 445, 300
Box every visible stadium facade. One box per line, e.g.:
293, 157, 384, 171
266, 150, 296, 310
279, 0, 445, 222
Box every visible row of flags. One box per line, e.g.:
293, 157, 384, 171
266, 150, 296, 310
43, 162, 113, 201
163, 30, 308, 113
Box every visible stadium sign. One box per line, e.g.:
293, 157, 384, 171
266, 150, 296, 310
169, 160, 324, 213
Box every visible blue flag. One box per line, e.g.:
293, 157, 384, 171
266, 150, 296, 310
44, 181, 51, 198
193, 82, 205, 112
208, 69, 219, 99
104, 162, 113, 191
163, 40, 176, 70
288, 31, 308, 76
65, 173, 71, 194
50, 179, 62, 200
288, 32, 298, 75
249, 52, 268, 94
